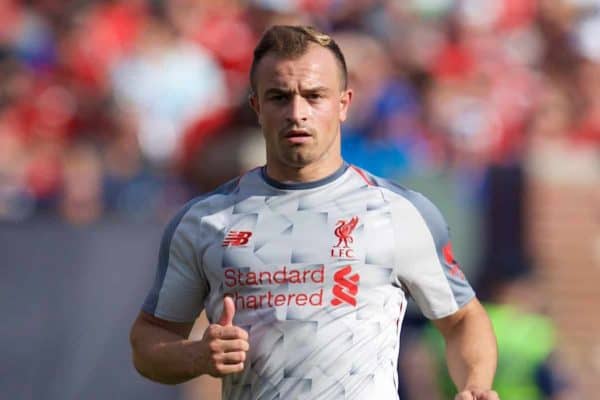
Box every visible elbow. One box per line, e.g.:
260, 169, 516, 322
131, 353, 172, 385
129, 327, 153, 381
131, 350, 151, 380
130, 345, 181, 386
128, 312, 193, 385
130, 334, 188, 385
129, 321, 164, 384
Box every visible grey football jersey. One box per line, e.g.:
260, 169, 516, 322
143, 163, 475, 399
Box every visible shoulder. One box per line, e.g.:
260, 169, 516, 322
351, 165, 448, 235
161, 175, 242, 243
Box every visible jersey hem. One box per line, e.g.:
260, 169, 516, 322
144, 308, 199, 324
427, 292, 476, 320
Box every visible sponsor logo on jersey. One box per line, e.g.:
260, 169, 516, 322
222, 264, 362, 309
443, 242, 465, 280
331, 216, 359, 258
224, 265, 325, 309
222, 230, 253, 247
331, 265, 360, 307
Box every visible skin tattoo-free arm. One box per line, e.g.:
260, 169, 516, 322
433, 298, 500, 400
130, 297, 249, 384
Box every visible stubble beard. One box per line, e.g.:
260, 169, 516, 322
265, 121, 341, 172
271, 124, 317, 168
278, 132, 340, 170
279, 142, 318, 168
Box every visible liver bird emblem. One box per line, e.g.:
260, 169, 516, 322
334, 216, 359, 248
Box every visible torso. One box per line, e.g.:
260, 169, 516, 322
145, 164, 474, 400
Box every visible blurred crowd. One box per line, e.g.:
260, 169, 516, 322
1, 1, 598, 398
0, 0, 599, 225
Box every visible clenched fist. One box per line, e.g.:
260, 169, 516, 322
199, 296, 249, 377
455, 388, 500, 400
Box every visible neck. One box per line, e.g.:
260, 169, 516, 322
264, 156, 344, 183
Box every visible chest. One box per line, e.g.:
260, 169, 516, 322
203, 194, 399, 270
201, 193, 412, 324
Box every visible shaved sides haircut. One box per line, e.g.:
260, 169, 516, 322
250, 25, 348, 93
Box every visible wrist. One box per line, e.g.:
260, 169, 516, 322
185, 338, 211, 377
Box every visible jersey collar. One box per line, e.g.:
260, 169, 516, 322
260, 163, 349, 190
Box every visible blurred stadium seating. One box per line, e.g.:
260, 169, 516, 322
1, 1, 598, 399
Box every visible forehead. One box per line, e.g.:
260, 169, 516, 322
254, 45, 342, 93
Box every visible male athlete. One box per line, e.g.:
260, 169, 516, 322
130, 25, 499, 400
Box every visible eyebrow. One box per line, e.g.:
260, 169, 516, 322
263, 86, 330, 97
264, 88, 289, 97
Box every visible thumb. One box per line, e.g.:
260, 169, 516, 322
218, 295, 235, 326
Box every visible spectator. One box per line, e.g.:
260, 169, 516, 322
110, 6, 228, 166
58, 142, 104, 225
335, 31, 426, 177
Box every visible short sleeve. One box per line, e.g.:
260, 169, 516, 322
142, 203, 207, 322
393, 191, 475, 319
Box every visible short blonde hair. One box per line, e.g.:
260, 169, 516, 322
249, 25, 348, 93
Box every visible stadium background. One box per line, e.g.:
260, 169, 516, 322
0, 0, 598, 398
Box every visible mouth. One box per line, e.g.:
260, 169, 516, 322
283, 129, 313, 144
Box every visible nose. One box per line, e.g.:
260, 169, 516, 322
285, 94, 309, 124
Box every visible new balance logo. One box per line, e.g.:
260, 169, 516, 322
222, 231, 253, 247
443, 243, 465, 280
331, 265, 360, 307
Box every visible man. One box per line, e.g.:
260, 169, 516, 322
130, 25, 499, 400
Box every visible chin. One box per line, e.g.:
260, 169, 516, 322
279, 149, 313, 165
282, 155, 315, 169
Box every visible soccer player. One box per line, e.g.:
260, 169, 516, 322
129, 25, 499, 400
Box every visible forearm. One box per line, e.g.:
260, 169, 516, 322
132, 338, 199, 385
130, 304, 249, 384
130, 314, 207, 384
444, 303, 497, 391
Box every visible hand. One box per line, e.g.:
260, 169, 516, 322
455, 388, 500, 400
199, 296, 249, 377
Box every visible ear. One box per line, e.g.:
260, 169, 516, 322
339, 89, 353, 123
249, 93, 261, 125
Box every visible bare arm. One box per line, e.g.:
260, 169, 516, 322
129, 297, 248, 385
130, 311, 200, 384
432, 298, 499, 400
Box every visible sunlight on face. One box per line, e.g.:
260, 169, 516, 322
250, 44, 352, 179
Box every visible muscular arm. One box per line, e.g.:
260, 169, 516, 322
130, 299, 248, 385
432, 298, 498, 398
130, 311, 203, 384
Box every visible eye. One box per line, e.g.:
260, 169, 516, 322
269, 94, 287, 102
